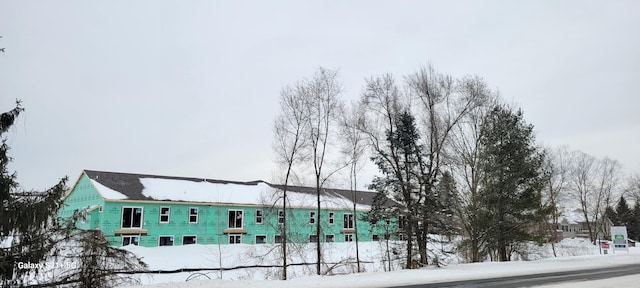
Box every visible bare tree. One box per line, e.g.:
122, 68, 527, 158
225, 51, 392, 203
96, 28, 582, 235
406, 69, 488, 266
627, 173, 640, 202
568, 151, 599, 243
272, 83, 310, 279
361, 68, 488, 267
568, 152, 622, 243
448, 82, 496, 263
358, 74, 412, 266
339, 101, 367, 272
592, 157, 622, 239
300, 67, 344, 275
540, 146, 572, 257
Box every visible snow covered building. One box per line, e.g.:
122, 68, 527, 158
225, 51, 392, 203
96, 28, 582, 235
554, 209, 612, 241
59, 170, 395, 247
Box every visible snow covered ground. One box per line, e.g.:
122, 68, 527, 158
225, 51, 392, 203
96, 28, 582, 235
121, 239, 640, 288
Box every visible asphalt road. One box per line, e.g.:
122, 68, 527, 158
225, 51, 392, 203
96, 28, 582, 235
389, 263, 640, 288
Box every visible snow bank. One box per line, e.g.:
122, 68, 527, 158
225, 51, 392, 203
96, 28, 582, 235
121, 238, 634, 288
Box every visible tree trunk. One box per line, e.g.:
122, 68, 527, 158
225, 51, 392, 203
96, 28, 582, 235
405, 216, 413, 268
498, 245, 508, 262
316, 177, 322, 275
471, 238, 480, 262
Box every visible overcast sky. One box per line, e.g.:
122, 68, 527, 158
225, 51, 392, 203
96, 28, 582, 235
1, 0, 638, 191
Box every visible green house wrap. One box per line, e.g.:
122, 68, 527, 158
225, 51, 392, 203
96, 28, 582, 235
59, 170, 398, 247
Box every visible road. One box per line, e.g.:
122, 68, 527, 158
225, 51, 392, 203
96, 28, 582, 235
390, 263, 640, 288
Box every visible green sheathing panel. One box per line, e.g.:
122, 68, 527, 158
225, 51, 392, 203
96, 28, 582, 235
101, 201, 388, 247
58, 173, 105, 230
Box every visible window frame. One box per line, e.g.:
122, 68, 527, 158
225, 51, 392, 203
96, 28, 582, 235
121, 206, 144, 229
229, 234, 242, 244
325, 234, 335, 243
158, 235, 174, 246
255, 234, 267, 244
228, 210, 244, 229
255, 209, 263, 224
278, 210, 284, 224
275, 234, 282, 244
328, 212, 334, 225
309, 211, 316, 224
309, 234, 318, 243
182, 235, 197, 245
344, 233, 354, 242
159, 206, 170, 224
188, 207, 198, 224
122, 235, 140, 246
343, 213, 354, 229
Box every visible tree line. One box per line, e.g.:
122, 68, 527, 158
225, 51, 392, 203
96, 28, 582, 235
272, 65, 640, 274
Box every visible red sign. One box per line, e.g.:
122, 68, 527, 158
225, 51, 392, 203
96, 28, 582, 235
601, 242, 610, 249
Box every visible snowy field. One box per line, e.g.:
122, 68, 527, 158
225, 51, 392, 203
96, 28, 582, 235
121, 239, 640, 288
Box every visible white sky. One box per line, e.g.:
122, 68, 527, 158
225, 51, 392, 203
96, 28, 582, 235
1, 0, 639, 191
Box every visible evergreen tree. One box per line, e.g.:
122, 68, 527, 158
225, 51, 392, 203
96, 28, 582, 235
41, 229, 147, 287
1, 102, 147, 287
368, 110, 426, 268
630, 201, 640, 241
0, 101, 69, 286
605, 206, 618, 226
477, 106, 547, 261
614, 196, 632, 226
431, 171, 459, 240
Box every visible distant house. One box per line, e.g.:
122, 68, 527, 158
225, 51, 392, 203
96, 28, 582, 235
553, 209, 612, 241
59, 170, 396, 247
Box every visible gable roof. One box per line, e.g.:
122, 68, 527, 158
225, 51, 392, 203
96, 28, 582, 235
83, 170, 389, 210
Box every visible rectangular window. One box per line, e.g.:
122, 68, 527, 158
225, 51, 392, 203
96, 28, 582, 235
309, 234, 318, 243
343, 213, 354, 229
255, 209, 263, 224
229, 234, 242, 244
228, 210, 243, 229
159, 236, 174, 246
325, 234, 335, 242
189, 207, 198, 223
122, 235, 139, 246
182, 235, 197, 245
275, 235, 282, 244
122, 207, 143, 229
159, 207, 170, 223
328, 212, 334, 224
309, 211, 316, 224
398, 216, 406, 229
255, 235, 266, 244
372, 234, 380, 241
344, 234, 353, 242
278, 210, 284, 224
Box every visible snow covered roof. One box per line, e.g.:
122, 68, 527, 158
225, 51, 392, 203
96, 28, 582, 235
559, 209, 599, 224
83, 170, 390, 210
559, 210, 584, 225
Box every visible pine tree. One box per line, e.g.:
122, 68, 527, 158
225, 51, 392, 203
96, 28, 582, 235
368, 110, 426, 268
614, 196, 632, 226
477, 106, 547, 261
630, 201, 640, 241
605, 206, 618, 226
432, 171, 459, 240
0, 101, 69, 286
0, 102, 147, 286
